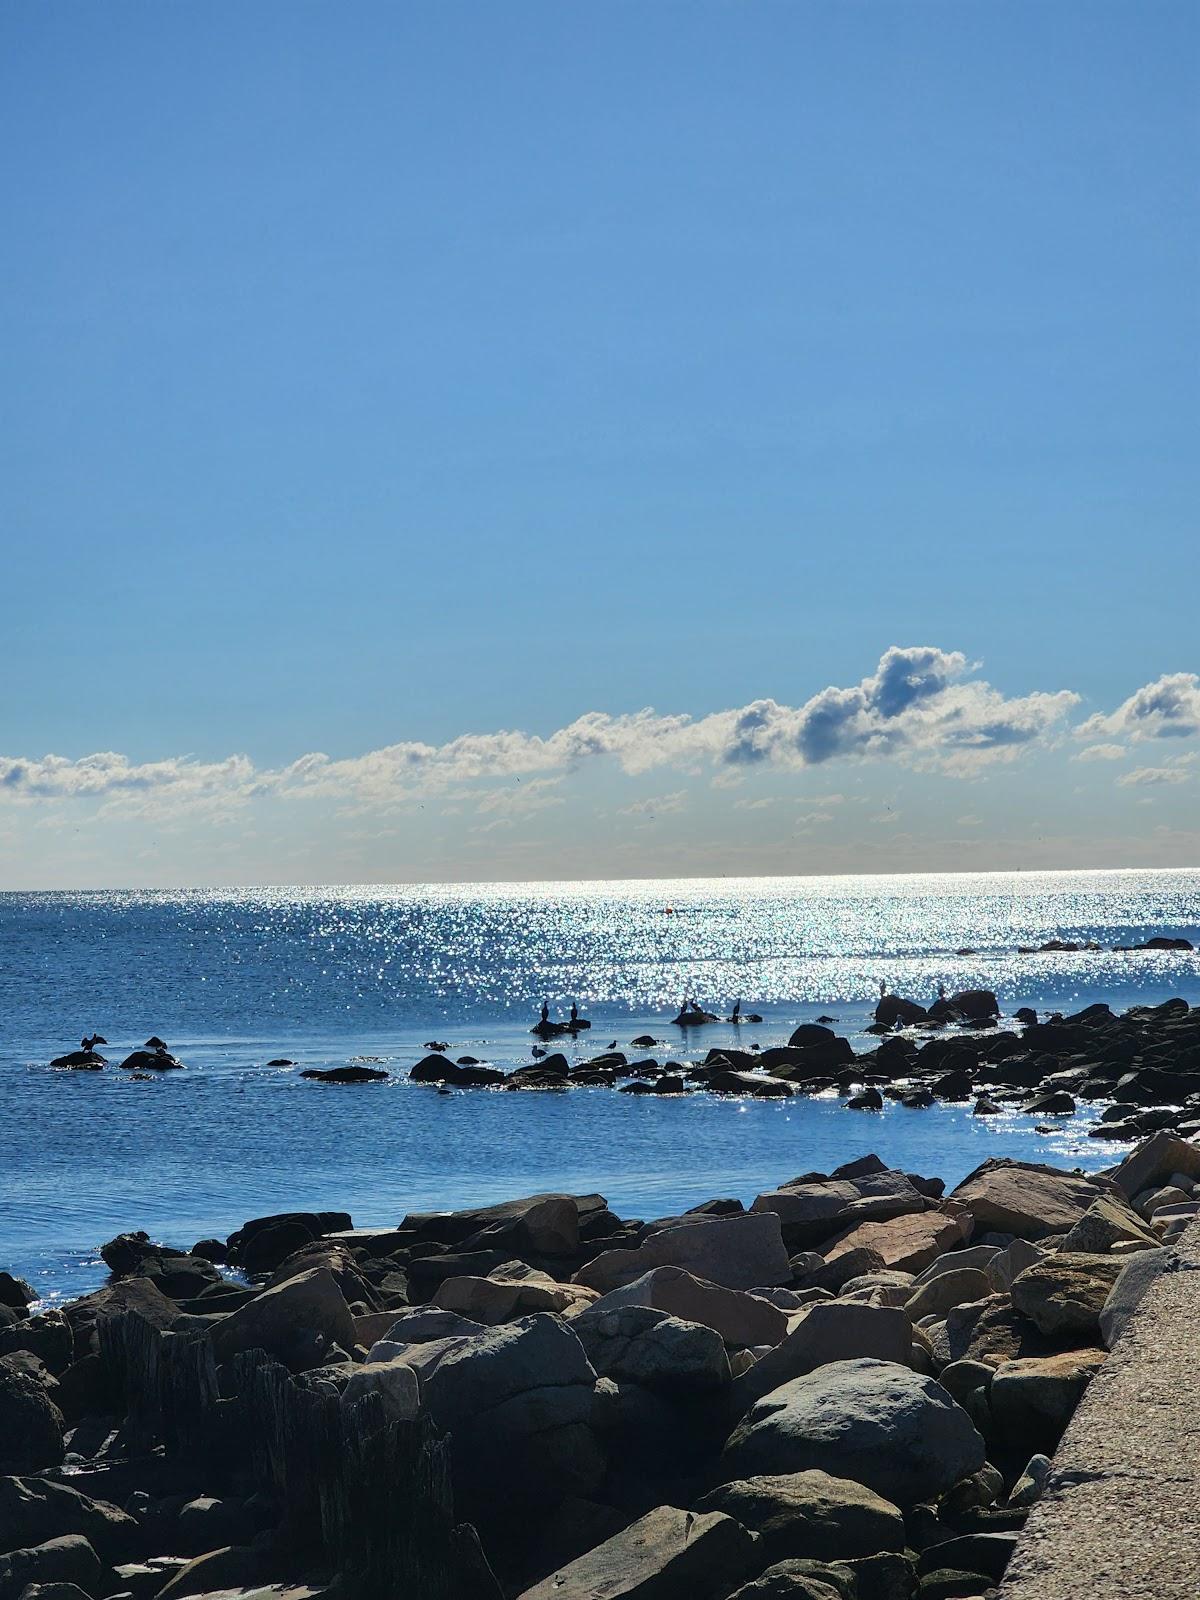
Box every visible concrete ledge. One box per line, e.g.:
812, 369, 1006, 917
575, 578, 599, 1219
999, 1222, 1200, 1600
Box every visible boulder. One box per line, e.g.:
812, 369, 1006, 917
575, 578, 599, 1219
916, 1531, 1017, 1583
726, 1563, 850, 1599
0, 1274, 36, 1312
300, 1064, 388, 1083
0, 1535, 105, 1599
1009, 1254, 1126, 1337
515, 1503, 757, 1600
575, 1212, 791, 1294
340, 1357, 422, 1420
210, 1267, 357, 1366
585, 1267, 789, 1348
392, 1314, 605, 1519
1110, 1132, 1200, 1198
696, 1471, 905, 1564
225, 1211, 352, 1272
722, 1359, 985, 1506
432, 1271, 596, 1325
904, 1271, 993, 1323
572, 1305, 730, 1392
0, 1357, 65, 1474
821, 1208, 972, 1275
0, 1312, 74, 1376
0, 1476, 138, 1564
731, 1303, 912, 1413
1059, 1193, 1158, 1255
876, 996, 928, 1028
989, 1349, 1106, 1451
950, 1160, 1098, 1239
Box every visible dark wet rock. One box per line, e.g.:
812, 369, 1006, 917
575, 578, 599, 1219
0, 1534, 106, 1599
876, 996, 928, 1029
0, 1357, 65, 1474
300, 1064, 389, 1083
1023, 1090, 1075, 1115
99, 1230, 186, 1278
48, 1050, 105, 1070
0, 1273, 36, 1312
0, 1311, 73, 1375
722, 1358, 985, 1507
0, 1476, 139, 1564
225, 1210, 352, 1272
1112, 935, 1193, 951
117, 1048, 184, 1071
847, 1088, 884, 1111
971, 1097, 1002, 1117
409, 1052, 506, 1087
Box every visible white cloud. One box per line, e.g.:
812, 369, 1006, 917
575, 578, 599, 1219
618, 791, 687, 817
1116, 766, 1192, 788
0, 645, 1088, 820
734, 797, 776, 811
795, 810, 834, 825
1078, 673, 1200, 743
1074, 743, 1127, 763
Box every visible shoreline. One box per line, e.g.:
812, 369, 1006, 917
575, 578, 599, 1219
2, 1127, 1198, 1598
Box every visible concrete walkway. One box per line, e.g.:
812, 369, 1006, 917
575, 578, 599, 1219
999, 1222, 1200, 1600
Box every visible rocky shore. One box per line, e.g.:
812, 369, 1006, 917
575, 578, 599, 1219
2, 1123, 1199, 1600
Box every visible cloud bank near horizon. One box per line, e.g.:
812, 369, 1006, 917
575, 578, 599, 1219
0, 650, 1195, 821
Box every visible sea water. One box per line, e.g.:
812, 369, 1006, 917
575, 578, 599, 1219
1, 869, 1197, 1302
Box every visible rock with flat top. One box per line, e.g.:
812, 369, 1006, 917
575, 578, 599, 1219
582, 1266, 789, 1348
821, 1208, 972, 1274
575, 1212, 791, 1294
1060, 1193, 1158, 1254
731, 1302, 912, 1413
950, 1160, 1099, 1240
1110, 1132, 1200, 1198
1009, 1254, 1125, 1337
696, 1470, 905, 1563
989, 1348, 1106, 1452
515, 1503, 757, 1600
0, 1357, 65, 1474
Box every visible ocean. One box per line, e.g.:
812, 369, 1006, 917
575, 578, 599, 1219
2, 869, 1197, 1304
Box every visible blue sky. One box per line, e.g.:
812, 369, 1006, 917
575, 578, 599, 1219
2, 2, 1197, 886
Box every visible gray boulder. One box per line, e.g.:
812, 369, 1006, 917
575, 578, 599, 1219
731, 1303, 912, 1413
0, 1535, 104, 1599
575, 1212, 791, 1294
210, 1266, 357, 1366
515, 1503, 757, 1600
573, 1305, 730, 1392
398, 1314, 605, 1518
0, 1476, 138, 1563
722, 1359, 985, 1506
0, 1358, 65, 1474
950, 1160, 1098, 1239
696, 1470, 904, 1563
584, 1266, 789, 1348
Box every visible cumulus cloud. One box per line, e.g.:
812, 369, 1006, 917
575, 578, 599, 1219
0, 645, 1088, 818
1074, 743, 1128, 762
1116, 766, 1192, 788
1078, 673, 1200, 743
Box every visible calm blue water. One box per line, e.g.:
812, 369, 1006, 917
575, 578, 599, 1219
2, 870, 1198, 1304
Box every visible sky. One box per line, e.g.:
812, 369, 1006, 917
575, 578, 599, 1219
1, 2, 1197, 888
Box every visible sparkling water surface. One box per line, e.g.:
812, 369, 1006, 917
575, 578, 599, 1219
2, 870, 1197, 1303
